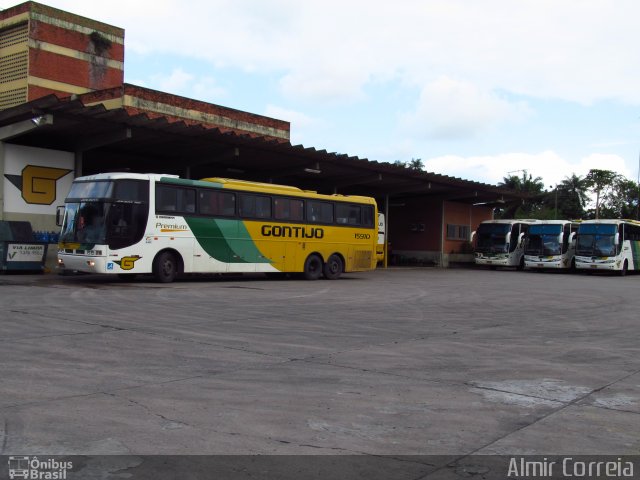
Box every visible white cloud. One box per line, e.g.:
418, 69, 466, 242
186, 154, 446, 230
424, 151, 634, 186
264, 105, 326, 146
148, 68, 226, 102
152, 68, 193, 92
47, 0, 640, 105
400, 77, 531, 140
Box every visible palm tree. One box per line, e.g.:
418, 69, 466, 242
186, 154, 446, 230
556, 173, 588, 219
497, 170, 545, 218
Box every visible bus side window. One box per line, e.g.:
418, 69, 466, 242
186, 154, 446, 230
307, 201, 333, 223
199, 190, 235, 216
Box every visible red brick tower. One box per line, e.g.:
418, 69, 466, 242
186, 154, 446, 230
0, 1, 124, 110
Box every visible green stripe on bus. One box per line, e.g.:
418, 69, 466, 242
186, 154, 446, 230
185, 217, 270, 264
631, 241, 640, 269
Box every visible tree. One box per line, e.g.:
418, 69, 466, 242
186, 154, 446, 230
496, 170, 545, 218
555, 173, 588, 219
408, 158, 424, 171
392, 158, 424, 171
598, 177, 640, 219
584, 169, 619, 219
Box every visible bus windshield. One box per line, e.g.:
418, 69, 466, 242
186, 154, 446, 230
576, 224, 617, 257
475, 223, 510, 253
60, 179, 149, 248
525, 224, 562, 255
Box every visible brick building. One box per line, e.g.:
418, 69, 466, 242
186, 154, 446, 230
0, 1, 517, 267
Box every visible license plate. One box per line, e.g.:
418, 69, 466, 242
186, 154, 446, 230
590, 265, 597, 268
538, 264, 543, 268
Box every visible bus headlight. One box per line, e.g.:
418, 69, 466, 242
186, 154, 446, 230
87, 260, 96, 267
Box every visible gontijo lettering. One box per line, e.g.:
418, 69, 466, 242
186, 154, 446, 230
261, 225, 324, 239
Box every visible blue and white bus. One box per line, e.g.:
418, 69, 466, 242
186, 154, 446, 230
524, 220, 580, 270
473, 219, 538, 270
574, 219, 640, 275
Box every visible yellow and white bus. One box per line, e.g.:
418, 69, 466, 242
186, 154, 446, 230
57, 173, 379, 282
574, 219, 640, 276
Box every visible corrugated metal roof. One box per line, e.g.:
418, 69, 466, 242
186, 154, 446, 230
0, 94, 522, 203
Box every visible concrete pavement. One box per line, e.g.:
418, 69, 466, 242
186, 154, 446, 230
0, 267, 639, 477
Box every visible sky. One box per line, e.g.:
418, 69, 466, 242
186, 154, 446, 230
19, 0, 640, 189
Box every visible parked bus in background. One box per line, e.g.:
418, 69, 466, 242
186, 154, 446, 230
472, 219, 538, 270
57, 173, 379, 282
524, 220, 580, 271
574, 219, 640, 276
377, 213, 386, 264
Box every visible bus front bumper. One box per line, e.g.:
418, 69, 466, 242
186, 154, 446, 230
475, 255, 510, 266
58, 253, 109, 274
575, 256, 620, 271
524, 256, 567, 269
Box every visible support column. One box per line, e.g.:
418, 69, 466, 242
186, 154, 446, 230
0, 142, 5, 220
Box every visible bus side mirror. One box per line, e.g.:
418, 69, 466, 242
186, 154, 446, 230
470, 231, 476, 243
614, 232, 620, 245
569, 232, 576, 244
518, 232, 525, 246
56, 205, 65, 227
505, 232, 512, 245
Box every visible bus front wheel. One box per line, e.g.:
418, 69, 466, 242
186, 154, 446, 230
153, 251, 178, 283
323, 254, 343, 280
303, 254, 323, 280
619, 260, 628, 277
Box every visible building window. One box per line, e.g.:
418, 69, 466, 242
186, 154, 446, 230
447, 224, 470, 241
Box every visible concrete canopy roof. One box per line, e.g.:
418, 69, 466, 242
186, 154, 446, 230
0, 93, 522, 204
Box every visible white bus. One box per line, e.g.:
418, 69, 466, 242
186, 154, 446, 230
473, 219, 538, 270
574, 219, 640, 276
57, 172, 379, 282
524, 220, 580, 270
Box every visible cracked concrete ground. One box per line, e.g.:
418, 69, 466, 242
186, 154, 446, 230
0, 267, 639, 477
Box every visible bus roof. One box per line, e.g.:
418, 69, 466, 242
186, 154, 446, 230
74, 172, 376, 205
75, 172, 178, 182
529, 219, 581, 225
479, 219, 539, 225
579, 219, 640, 226
173, 176, 377, 204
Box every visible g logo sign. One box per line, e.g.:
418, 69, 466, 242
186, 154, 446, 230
114, 255, 142, 270
5, 165, 72, 205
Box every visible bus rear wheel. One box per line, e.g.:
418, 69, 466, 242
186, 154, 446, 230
153, 251, 178, 283
323, 254, 343, 280
303, 254, 323, 280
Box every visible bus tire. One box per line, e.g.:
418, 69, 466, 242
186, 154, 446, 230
153, 251, 178, 283
303, 254, 323, 280
323, 254, 343, 280
620, 260, 628, 277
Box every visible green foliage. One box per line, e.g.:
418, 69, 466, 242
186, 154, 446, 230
392, 158, 424, 171
584, 169, 620, 219
496, 170, 545, 218
596, 177, 640, 219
